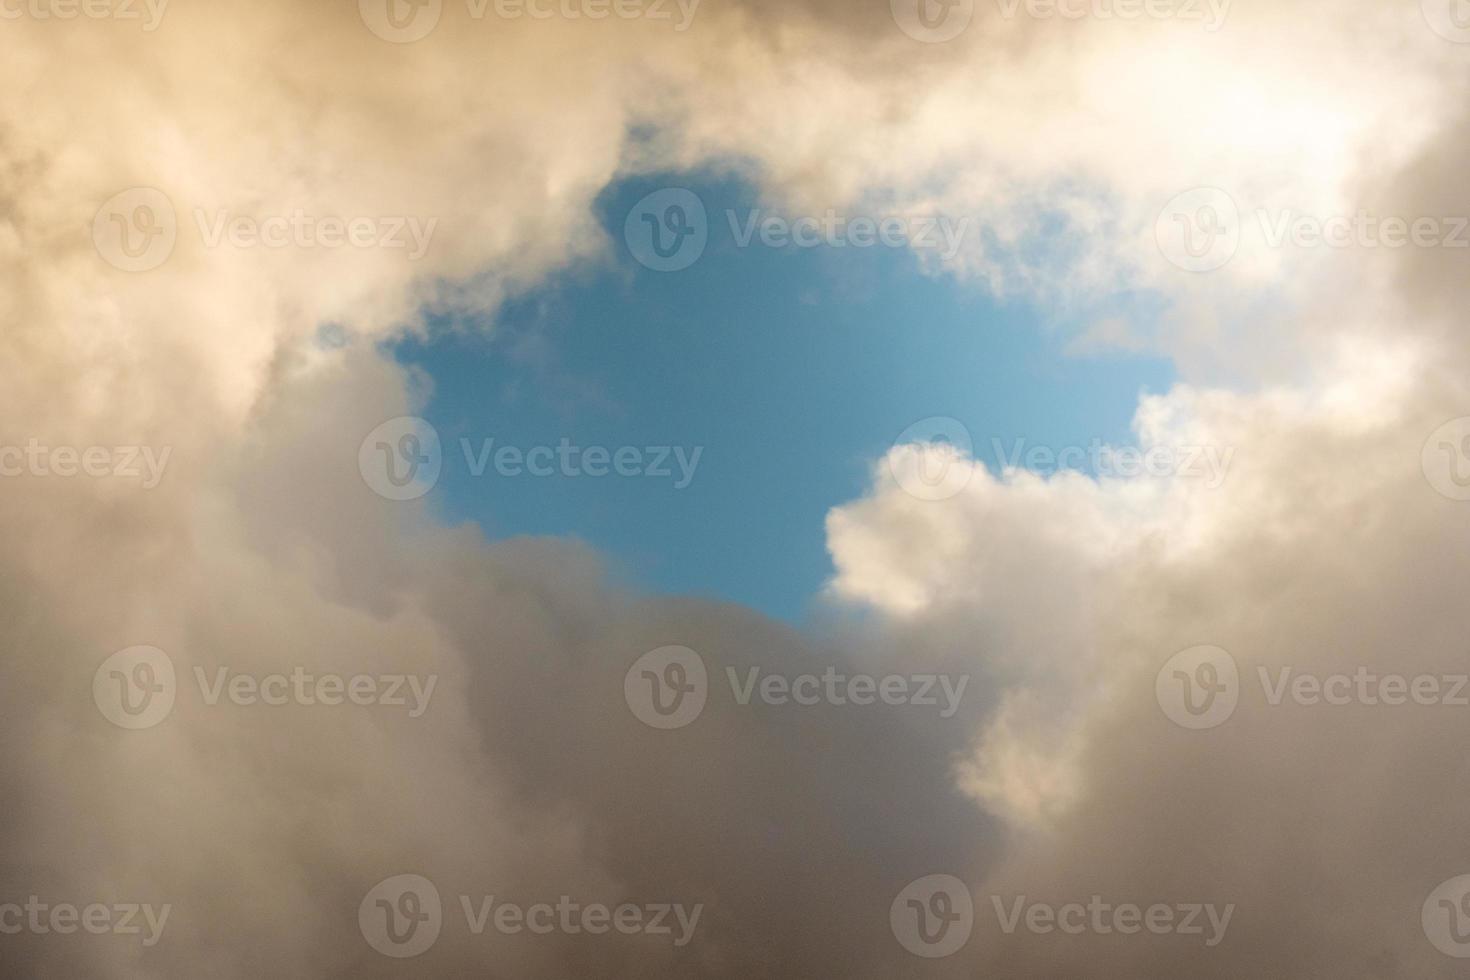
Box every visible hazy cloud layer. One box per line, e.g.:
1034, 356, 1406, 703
3, 0, 1469, 975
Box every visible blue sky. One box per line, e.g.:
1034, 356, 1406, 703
395, 174, 1173, 621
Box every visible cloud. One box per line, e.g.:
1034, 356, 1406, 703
3, 0, 1470, 975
